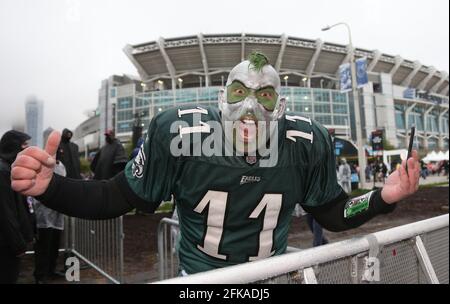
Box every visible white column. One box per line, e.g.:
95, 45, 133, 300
376, 73, 398, 147
389, 56, 404, 76
275, 34, 288, 72
401, 61, 422, 87
404, 103, 417, 148
438, 109, 448, 150
197, 33, 210, 87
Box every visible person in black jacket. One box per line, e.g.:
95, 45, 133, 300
57, 129, 81, 179
0, 130, 35, 284
90, 130, 127, 180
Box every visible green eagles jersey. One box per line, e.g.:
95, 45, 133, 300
124, 106, 342, 274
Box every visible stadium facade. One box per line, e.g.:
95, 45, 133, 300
74, 33, 449, 153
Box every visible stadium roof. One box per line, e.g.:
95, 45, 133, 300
124, 33, 449, 95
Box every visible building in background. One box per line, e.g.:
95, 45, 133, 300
25, 96, 44, 148
98, 74, 143, 146
74, 33, 449, 153
73, 75, 142, 156
72, 113, 100, 158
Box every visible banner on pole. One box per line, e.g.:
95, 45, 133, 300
339, 62, 352, 93
356, 57, 368, 88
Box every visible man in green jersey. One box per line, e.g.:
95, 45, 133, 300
11, 53, 420, 275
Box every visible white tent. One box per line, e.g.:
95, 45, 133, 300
423, 150, 448, 162
437, 151, 446, 161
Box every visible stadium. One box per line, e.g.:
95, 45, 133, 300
78, 33, 449, 155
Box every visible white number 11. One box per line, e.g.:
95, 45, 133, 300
194, 190, 282, 261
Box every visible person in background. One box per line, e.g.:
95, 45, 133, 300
305, 214, 329, 247
380, 161, 388, 183
90, 130, 127, 180
32, 158, 66, 284
338, 158, 352, 194
292, 205, 328, 247
58, 128, 81, 179
365, 163, 372, 182
420, 160, 428, 179
0, 130, 34, 284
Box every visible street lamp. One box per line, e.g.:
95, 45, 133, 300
283, 75, 289, 87
302, 77, 308, 87
322, 22, 368, 189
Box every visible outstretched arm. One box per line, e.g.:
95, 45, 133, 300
11, 131, 152, 220
303, 188, 395, 232
34, 172, 135, 220
303, 150, 420, 232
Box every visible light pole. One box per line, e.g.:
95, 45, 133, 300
322, 22, 369, 189
283, 75, 289, 87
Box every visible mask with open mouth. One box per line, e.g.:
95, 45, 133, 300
219, 52, 286, 155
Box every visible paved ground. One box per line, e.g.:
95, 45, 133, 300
17, 180, 449, 284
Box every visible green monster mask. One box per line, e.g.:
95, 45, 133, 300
219, 52, 286, 155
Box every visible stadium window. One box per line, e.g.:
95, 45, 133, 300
315, 115, 332, 125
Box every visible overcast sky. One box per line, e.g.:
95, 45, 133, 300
0, 0, 449, 137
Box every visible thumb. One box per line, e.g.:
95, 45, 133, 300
45, 130, 61, 157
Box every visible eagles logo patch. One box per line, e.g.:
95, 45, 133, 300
132, 144, 146, 178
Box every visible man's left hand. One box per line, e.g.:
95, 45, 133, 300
381, 150, 420, 204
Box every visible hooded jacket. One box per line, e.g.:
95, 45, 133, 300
0, 130, 35, 255
90, 137, 127, 180
57, 128, 81, 179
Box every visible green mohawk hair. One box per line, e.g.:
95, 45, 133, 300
248, 51, 269, 72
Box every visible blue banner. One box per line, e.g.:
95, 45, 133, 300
339, 62, 352, 93
356, 57, 368, 88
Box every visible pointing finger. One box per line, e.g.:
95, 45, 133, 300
411, 150, 419, 162
407, 157, 420, 193
399, 160, 410, 190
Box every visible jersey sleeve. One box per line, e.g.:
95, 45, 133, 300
124, 113, 177, 209
301, 122, 344, 208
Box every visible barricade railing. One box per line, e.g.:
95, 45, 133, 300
67, 216, 124, 284
155, 214, 448, 284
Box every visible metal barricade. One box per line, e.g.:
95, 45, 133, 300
67, 216, 124, 284
157, 218, 180, 280
155, 214, 449, 284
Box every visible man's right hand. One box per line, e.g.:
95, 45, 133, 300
11, 131, 61, 196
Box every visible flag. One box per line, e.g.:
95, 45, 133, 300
356, 57, 368, 88
339, 63, 352, 93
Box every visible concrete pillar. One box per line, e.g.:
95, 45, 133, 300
375, 73, 398, 147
